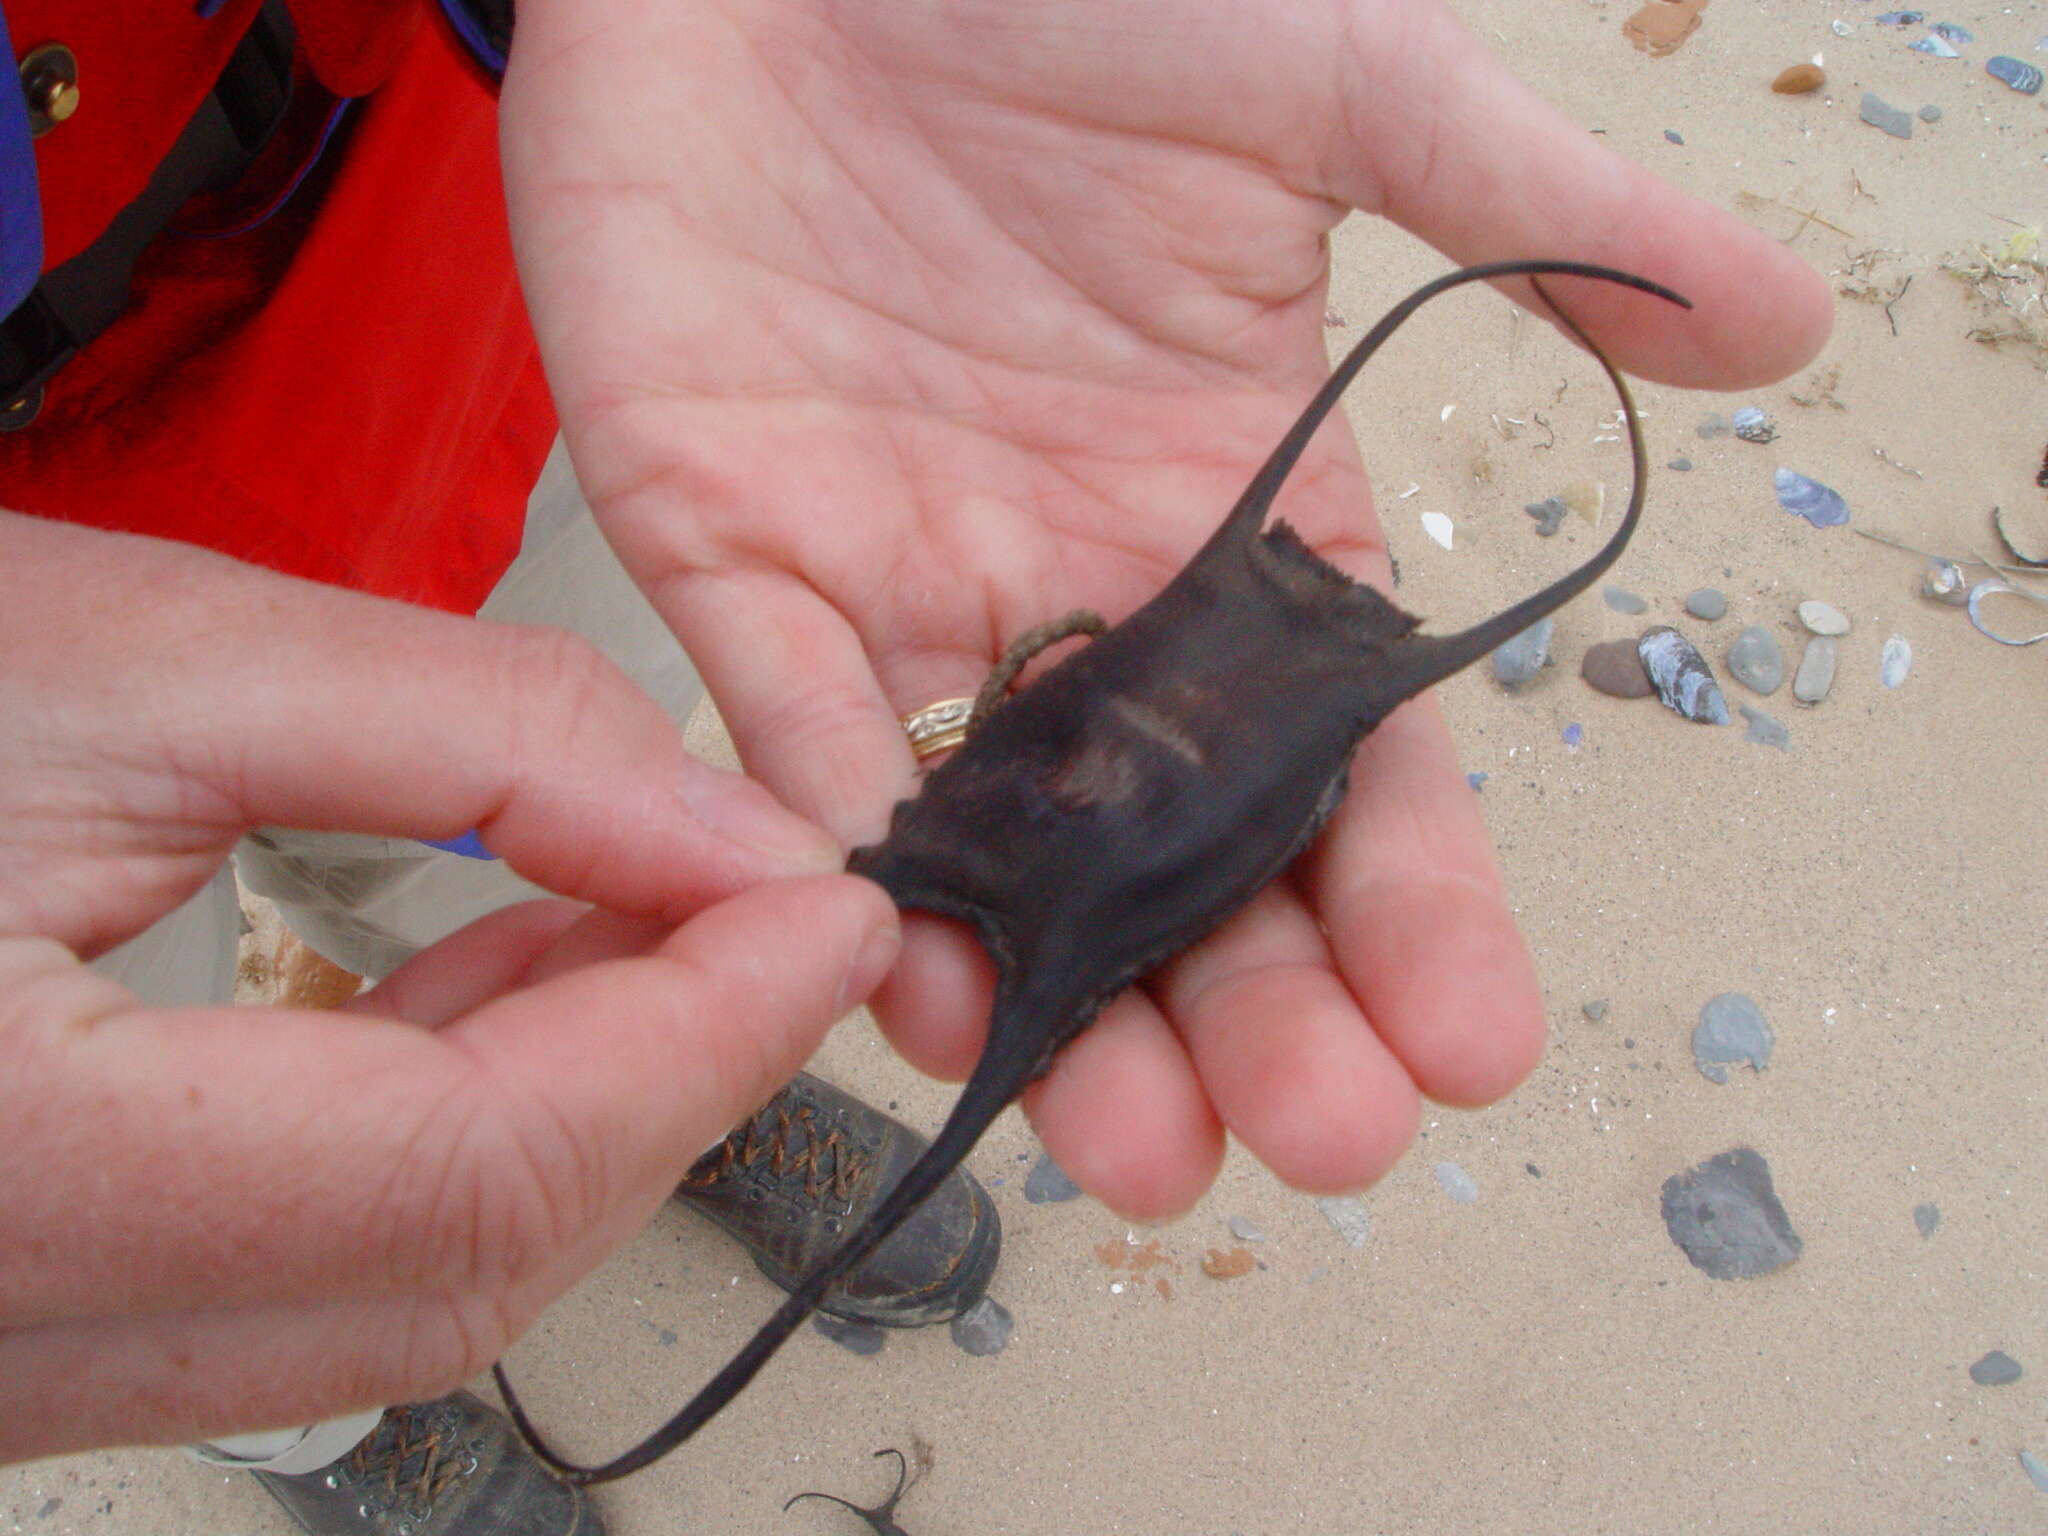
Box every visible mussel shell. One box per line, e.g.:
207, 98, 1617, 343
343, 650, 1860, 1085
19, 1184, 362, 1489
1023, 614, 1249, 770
1773, 467, 1850, 527
1986, 55, 2045, 94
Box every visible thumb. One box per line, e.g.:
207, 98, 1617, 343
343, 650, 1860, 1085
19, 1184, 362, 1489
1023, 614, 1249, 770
0, 511, 839, 955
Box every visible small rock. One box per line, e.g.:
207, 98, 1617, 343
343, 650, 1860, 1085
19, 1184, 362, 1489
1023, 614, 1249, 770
1227, 1215, 1267, 1243
1434, 1161, 1480, 1204
1685, 587, 1728, 621
1738, 704, 1790, 749
2021, 1450, 2048, 1494
1523, 496, 1568, 537
1583, 998, 1610, 1023
1603, 585, 1649, 615
1772, 62, 1826, 93
950, 1296, 1015, 1356
1492, 617, 1555, 689
1880, 634, 1913, 688
1733, 406, 1777, 444
813, 1314, 888, 1355
1693, 992, 1773, 1082
34, 1500, 60, 1520
1314, 1195, 1373, 1248
1639, 626, 1730, 724
1668, 456, 1694, 472
1581, 637, 1655, 698
1793, 636, 1838, 705
1562, 721, 1583, 749
1860, 91, 1915, 137
1726, 627, 1785, 695
1202, 1246, 1258, 1279
1970, 1350, 2023, 1386
1918, 102, 1944, 122
1797, 599, 1851, 636
1663, 128, 1685, 145
1696, 412, 1732, 440
1913, 1201, 1940, 1238
1661, 1148, 1803, 1279
1024, 1152, 1083, 1204
1466, 771, 1488, 792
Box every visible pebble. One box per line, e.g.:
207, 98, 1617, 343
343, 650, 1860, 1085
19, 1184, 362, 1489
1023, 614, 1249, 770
1738, 704, 1790, 749
1685, 587, 1728, 621
1732, 406, 1777, 443
1583, 999, 1610, 1023
1024, 1152, 1083, 1204
1668, 456, 1694, 472
1466, 771, 1488, 792
1696, 412, 1732, 440
949, 1296, 1015, 1356
1603, 585, 1648, 615
813, 1314, 888, 1355
1793, 636, 1839, 704
1914, 1201, 1941, 1238
1524, 496, 1568, 537
1661, 1148, 1804, 1279
1639, 626, 1730, 724
1860, 90, 1916, 137
1581, 637, 1655, 698
1726, 626, 1786, 695
1434, 1161, 1480, 1205
1314, 1195, 1373, 1248
1693, 991, 1774, 1082
1227, 1215, 1267, 1243
1918, 103, 1944, 122
1970, 1350, 2024, 1386
1491, 616, 1555, 688
1798, 599, 1851, 635
1772, 62, 1826, 93
2022, 1450, 2048, 1494
1881, 634, 1913, 687
1663, 128, 1685, 145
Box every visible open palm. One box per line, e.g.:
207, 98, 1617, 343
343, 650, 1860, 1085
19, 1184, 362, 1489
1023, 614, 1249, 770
500, 0, 1830, 1215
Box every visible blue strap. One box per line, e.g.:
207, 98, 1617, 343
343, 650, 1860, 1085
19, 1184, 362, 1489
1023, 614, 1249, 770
435, 0, 508, 78
0, 2, 47, 319
418, 829, 500, 860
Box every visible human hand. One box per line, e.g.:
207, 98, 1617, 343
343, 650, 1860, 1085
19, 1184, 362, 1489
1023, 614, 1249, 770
497, 0, 1832, 1217
0, 511, 897, 1458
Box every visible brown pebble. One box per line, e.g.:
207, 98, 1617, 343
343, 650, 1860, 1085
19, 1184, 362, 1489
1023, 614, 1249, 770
1772, 63, 1824, 94
1201, 1246, 1257, 1279
1580, 638, 1655, 698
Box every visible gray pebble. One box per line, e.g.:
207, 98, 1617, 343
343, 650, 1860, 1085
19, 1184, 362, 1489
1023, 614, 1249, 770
1581, 637, 1654, 698
1024, 1152, 1083, 1204
1797, 599, 1851, 636
1661, 1148, 1803, 1279
1726, 626, 1785, 695
813, 1314, 888, 1355
1738, 704, 1790, 749
1492, 616, 1555, 688
1685, 587, 1727, 621
1918, 103, 1944, 122
1881, 634, 1913, 688
1860, 90, 1916, 137
1913, 1201, 1941, 1238
1693, 991, 1773, 1082
1524, 497, 1568, 537
1227, 1215, 1267, 1243
1603, 585, 1649, 615
1583, 998, 1610, 1023
1314, 1195, 1373, 1248
1668, 456, 1694, 472
1639, 626, 1730, 725
1970, 1351, 2023, 1386
2021, 1450, 2048, 1494
1663, 127, 1684, 145
950, 1295, 1015, 1357
1696, 413, 1732, 440
1434, 1161, 1480, 1204
1793, 636, 1839, 705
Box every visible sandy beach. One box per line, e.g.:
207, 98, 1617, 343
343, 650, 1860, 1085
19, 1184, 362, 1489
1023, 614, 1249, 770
6, 1, 2045, 1531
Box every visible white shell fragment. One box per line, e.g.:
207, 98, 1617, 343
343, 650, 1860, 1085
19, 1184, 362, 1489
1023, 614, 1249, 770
1880, 634, 1913, 687
1420, 511, 1455, 550
1921, 559, 1972, 605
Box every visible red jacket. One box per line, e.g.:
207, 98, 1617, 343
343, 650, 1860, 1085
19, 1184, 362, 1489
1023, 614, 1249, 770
0, 0, 553, 613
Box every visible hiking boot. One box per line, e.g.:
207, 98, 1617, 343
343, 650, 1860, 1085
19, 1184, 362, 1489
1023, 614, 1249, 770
251, 1392, 600, 1536
673, 1072, 1000, 1326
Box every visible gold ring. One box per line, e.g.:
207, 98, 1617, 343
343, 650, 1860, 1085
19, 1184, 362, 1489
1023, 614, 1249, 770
900, 696, 975, 761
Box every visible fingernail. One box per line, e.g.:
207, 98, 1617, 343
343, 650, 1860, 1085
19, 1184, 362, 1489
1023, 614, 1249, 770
835, 906, 900, 1017
681, 771, 841, 875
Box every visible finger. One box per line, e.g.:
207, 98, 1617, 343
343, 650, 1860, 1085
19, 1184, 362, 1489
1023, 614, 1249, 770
1326, 6, 1831, 388
1304, 695, 1548, 1106
1154, 886, 1421, 1194
348, 899, 594, 1028
1, 514, 838, 955
1020, 989, 1225, 1221
0, 877, 897, 1328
